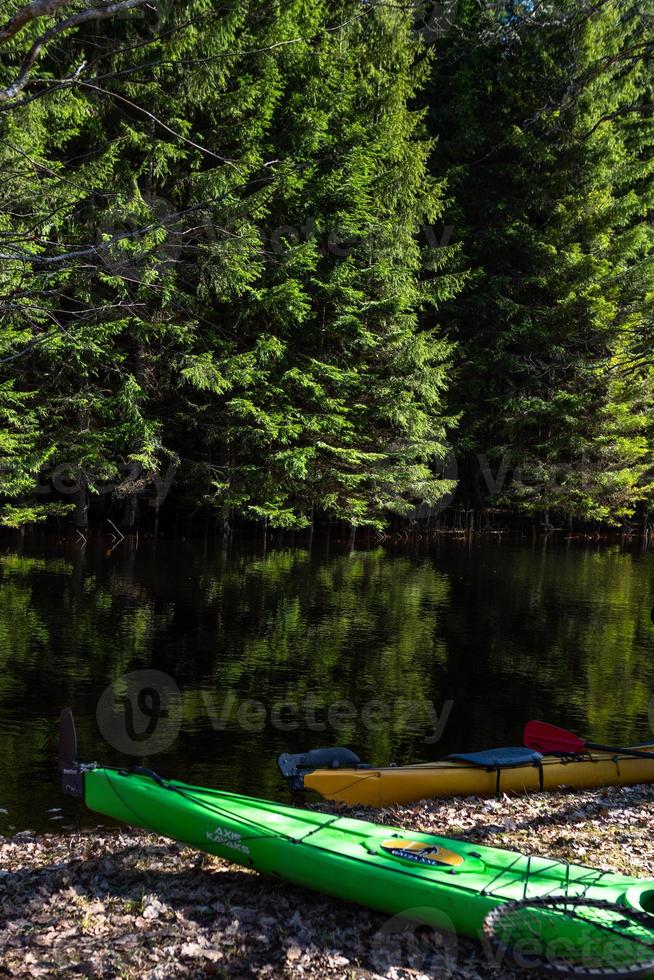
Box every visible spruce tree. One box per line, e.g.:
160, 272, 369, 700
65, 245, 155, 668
0, 0, 462, 530
191, 1, 462, 529
429, 0, 654, 524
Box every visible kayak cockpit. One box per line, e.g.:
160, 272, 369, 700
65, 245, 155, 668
626, 885, 654, 915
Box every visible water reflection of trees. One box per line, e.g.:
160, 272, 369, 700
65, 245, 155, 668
438, 543, 654, 748
1, 540, 653, 827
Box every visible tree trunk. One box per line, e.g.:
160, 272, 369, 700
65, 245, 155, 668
73, 484, 89, 529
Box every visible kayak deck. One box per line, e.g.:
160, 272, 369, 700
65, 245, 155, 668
83, 767, 654, 940
286, 747, 654, 806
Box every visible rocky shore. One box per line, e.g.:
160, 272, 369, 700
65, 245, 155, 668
2, 784, 653, 979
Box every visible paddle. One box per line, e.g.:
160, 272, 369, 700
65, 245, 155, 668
524, 720, 654, 760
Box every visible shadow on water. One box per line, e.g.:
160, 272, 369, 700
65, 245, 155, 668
1, 532, 653, 830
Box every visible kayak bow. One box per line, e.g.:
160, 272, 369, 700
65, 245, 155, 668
60, 710, 654, 945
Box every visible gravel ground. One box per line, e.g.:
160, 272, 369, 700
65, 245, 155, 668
1, 784, 653, 979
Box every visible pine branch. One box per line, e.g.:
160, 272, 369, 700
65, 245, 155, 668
583, 101, 654, 138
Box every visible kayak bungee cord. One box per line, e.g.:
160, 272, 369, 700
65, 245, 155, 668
105, 769, 299, 846
103, 768, 489, 892
103, 763, 616, 904
478, 853, 613, 901
484, 898, 654, 978
147, 774, 358, 845
110, 767, 373, 850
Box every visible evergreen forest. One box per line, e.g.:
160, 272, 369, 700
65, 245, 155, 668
1, 0, 653, 533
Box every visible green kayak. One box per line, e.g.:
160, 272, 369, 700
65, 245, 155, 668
60, 711, 654, 952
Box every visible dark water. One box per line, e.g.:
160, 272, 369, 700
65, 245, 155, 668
2, 532, 654, 832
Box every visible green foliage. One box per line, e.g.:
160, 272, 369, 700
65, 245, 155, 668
429, 0, 654, 524
1, 0, 653, 530
0, 0, 461, 529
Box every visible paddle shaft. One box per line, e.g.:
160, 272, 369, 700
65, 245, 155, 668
584, 740, 654, 760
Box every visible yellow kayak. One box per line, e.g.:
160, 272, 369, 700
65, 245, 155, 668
278, 744, 654, 806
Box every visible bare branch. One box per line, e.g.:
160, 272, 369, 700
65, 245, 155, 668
79, 81, 244, 171
0, 200, 254, 267
0, 0, 70, 46
0, 0, 151, 102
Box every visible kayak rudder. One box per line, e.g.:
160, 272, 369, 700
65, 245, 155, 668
277, 746, 369, 790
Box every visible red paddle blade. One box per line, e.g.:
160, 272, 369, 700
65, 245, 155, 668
523, 720, 586, 754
